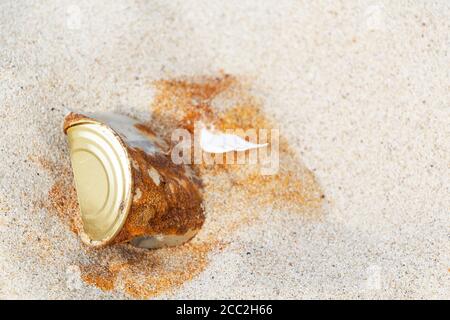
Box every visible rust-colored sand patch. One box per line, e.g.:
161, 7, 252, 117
0, 199, 10, 213
79, 240, 218, 298
30, 156, 80, 233
47, 181, 80, 234
151, 73, 236, 136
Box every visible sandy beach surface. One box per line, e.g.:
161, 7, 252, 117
0, 1, 449, 299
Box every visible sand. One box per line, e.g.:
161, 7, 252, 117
0, 0, 449, 299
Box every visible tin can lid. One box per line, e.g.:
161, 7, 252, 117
65, 117, 132, 246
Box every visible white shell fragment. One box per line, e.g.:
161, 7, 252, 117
200, 127, 268, 153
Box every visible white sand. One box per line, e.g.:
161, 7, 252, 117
0, 0, 449, 299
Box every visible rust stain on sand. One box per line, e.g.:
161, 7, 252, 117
37, 73, 323, 298
30, 156, 80, 234
79, 241, 218, 297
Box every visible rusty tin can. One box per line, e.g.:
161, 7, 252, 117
63, 112, 204, 249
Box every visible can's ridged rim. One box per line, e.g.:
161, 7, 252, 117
64, 113, 133, 247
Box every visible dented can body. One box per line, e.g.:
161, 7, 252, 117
63, 112, 204, 249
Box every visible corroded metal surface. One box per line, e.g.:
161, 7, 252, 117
64, 112, 204, 249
